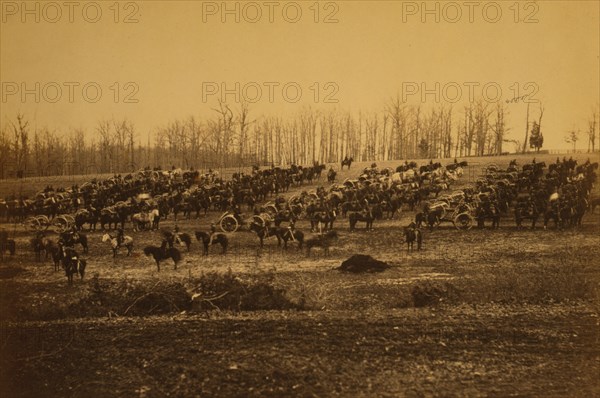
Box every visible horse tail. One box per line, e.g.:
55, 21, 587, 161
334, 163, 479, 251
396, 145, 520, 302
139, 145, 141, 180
295, 231, 304, 244
180, 233, 192, 246
171, 248, 182, 263
79, 259, 87, 279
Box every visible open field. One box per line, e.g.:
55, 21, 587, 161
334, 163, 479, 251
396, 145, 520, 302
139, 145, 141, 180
1, 152, 599, 397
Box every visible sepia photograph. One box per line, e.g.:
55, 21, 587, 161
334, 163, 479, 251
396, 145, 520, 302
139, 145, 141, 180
0, 1, 599, 396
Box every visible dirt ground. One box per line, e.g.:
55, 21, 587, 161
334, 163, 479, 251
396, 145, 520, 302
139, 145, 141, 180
1, 153, 599, 397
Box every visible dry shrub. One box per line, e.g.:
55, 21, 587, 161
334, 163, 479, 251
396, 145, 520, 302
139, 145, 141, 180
190, 269, 295, 312
73, 275, 192, 317
276, 271, 336, 310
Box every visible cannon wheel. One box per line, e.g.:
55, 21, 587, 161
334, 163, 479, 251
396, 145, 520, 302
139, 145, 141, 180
264, 204, 278, 217
51, 215, 71, 233
23, 216, 41, 232
251, 215, 267, 228
36, 215, 51, 230
220, 215, 239, 233
454, 212, 474, 230
52, 215, 75, 233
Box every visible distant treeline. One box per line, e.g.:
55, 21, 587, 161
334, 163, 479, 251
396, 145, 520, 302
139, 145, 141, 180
1, 99, 597, 179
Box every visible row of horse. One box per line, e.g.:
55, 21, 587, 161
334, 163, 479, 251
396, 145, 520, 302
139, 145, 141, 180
0, 162, 329, 225
23, 223, 347, 284
264, 161, 468, 233
473, 159, 597, 230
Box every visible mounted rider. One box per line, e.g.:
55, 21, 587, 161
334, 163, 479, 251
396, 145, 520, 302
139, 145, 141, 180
116, 228, 125, 247
232, 203, 243, 224
361, 198, 372, 218
172, 224, 182, 247
60, 225, 79, 248
208, 223, 217, 246
69, 225, 80, 244
287, 219, 296, 242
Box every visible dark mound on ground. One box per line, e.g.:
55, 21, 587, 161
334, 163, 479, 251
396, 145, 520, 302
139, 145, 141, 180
337, 254, 390, 273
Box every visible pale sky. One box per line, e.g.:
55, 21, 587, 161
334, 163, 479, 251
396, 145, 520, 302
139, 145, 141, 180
1, 0, 598, 150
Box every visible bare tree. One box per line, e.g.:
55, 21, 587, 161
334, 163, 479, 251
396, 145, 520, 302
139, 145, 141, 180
522, 102, 530, 153
211, 100, 234, 167
0, 126, 12, 179
10, 114, 30, 175
490, 103, 509, 155
565, 129, 580, 152
587, 107, 598, 153
97, 120, 113, 172
237, 101, 253, 165
386, 96, 408, 159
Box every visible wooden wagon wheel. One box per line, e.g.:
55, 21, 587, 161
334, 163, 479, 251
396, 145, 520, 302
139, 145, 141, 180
454, 212, 474, 230
262, 212, 274, 224
51, 215, 71, 233
36, 215, 51, 230
220, 214, 239, 233
251, 215, 268, 228
264, 204, 278, 217
23, 216, 41, 232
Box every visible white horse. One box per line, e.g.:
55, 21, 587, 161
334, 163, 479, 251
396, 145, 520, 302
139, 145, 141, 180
101, 233, 133, 257
131, 209, 160, 231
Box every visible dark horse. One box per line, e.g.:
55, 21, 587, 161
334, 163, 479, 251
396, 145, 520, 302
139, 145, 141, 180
415, 207, 444, 231
279, 228, 304, 250
249, 222, 283, 248
60, 246, 86, 285
195, 231, 228, 255
348, 209, 375, 231
327, 168, 337, 183
543, 203, 573, 230
341, 156, 354, 170
403, 223, 422, 252
305, 230, 339, 255
164, 231, 193, 252
143, 241, 182, 271
475, 203, 500, 229
30, 232, 54, 262
309, 209, 337, 232
514, 201, 540, 229
175, 232, 192, 251
60, 231, 88, 254
49, 243, 65, 271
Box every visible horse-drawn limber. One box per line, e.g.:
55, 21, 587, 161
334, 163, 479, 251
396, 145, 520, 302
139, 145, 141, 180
217, 210, 275, 233
422, 191, 475, 230
23, 214, 76, 233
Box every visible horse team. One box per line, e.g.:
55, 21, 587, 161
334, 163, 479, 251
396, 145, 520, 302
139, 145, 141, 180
1, 156, 598, 285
